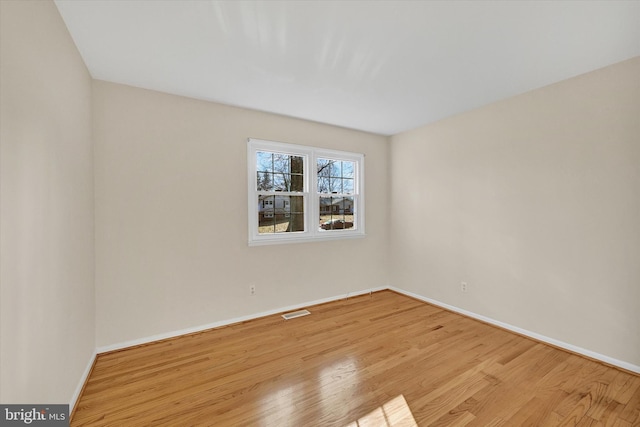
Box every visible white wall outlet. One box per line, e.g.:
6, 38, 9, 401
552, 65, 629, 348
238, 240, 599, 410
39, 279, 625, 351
461, 282, 468, 293
249, 284, 256, 296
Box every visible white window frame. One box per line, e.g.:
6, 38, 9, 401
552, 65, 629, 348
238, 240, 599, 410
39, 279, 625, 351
248, 138, 365, 246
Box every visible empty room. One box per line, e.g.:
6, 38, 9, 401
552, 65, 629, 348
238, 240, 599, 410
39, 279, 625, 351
1, 0, 639, 425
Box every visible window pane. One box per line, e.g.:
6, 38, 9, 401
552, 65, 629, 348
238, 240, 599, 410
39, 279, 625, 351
273, 173, 286, 191
258, 195, 276, 234
329, 161, 340, 177
337, 196, 354, 214
287, 196, 305, 232
256, 151, 273, 172
317, 158, 332, 177
342, 161, 354, 178
257, 171, 273, 191
290, 173, 304, 192
289, 155, 304, 172
343, 178, 354, 194
273, 153, 290, 171
258, 195, 305, 234
329, 177, 342, 193
317, 177, 330, 193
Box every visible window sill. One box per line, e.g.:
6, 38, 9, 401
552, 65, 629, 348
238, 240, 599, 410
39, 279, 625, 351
248, 232, 366, 247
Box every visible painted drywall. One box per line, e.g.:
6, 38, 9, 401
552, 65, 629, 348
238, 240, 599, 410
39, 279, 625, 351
93, 81, 389, 347
0, 0, 95, 403
390, 57, 640, 366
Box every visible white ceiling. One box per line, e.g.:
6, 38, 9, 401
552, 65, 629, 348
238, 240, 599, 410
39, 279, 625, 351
54, 0, 640, 136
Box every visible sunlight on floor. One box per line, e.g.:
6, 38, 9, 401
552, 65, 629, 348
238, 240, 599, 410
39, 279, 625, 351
345, 394, 418, 427
259, 382, 301, 426
319, 357, 360, 404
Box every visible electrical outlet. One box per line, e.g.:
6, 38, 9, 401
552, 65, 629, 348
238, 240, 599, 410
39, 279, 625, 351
461, 282, 468, 293
250, 284, 256, 296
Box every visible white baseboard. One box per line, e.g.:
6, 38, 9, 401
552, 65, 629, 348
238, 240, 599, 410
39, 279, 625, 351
70, 350, 96, 412
96, 286, 387, 354
389, 286, 640, 375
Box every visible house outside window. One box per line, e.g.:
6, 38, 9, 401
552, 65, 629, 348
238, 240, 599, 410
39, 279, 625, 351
248, 138, 365, 245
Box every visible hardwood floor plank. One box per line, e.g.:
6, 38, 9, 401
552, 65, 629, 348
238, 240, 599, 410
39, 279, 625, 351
618, 382, 640, 424
505, 391, 566, 426
71, 290, 640, 426
430, 409, 476, 427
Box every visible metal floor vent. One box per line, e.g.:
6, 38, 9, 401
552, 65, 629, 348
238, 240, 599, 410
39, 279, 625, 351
282, 309, 311, 320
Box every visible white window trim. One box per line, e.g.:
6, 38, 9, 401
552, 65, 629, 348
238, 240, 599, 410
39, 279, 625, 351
248, 138, 365, 246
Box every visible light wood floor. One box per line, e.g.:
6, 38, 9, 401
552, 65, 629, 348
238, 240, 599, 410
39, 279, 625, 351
72, 290, 640, 426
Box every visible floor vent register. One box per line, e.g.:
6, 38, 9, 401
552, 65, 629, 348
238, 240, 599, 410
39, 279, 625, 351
281, 309, 311, 320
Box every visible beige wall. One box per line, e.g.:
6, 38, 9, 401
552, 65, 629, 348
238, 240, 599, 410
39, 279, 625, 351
0, 0, 95, 403
390, 58, 640, 366
93, 81, 390, 347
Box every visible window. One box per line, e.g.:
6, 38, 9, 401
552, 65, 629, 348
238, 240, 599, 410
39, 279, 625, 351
248, 138, 365, 245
